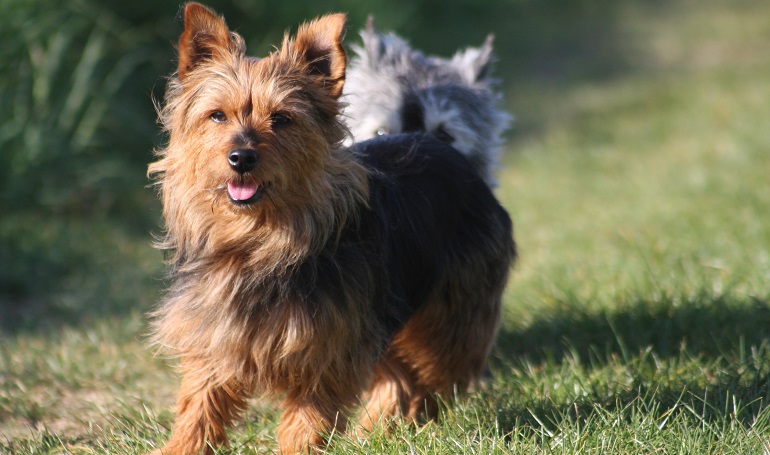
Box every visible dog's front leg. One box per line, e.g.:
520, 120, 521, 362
153, 361, 251, 455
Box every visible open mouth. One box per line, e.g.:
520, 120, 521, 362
227, 180, 267, 205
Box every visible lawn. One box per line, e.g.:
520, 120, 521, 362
2, 1, 769, 453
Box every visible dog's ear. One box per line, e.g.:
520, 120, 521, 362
292, 13, 348, 98
177, 2, 235, 80
356, 23, 414, 71
451, 34, 496, 84
358, 17, 385, 65
365, 15, 376, 34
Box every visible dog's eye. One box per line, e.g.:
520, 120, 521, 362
271, 113, 291, 127
375, 127, 389, 137
210, 111, 227, 123
433, 126, 454, 143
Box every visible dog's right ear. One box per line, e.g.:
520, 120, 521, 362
177, 3, 234, 80
356, 19, 414, 70
365, 15, 376, 34
358, 16, 385, 65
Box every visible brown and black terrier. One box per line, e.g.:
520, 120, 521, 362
147, 3, 515, 454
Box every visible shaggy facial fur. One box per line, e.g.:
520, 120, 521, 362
147, 4, 515, 454
343, 18, 512, 186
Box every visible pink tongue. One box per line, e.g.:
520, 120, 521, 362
227, 181, 258, 201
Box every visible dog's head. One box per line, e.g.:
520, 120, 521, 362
151, 3, 352, 215
343, 19, 511, 185
149, 3, 369, 258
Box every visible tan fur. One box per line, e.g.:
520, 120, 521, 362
147, 3, 512, 454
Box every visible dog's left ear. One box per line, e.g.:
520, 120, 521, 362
292, 13, 348, 98
451, 34, 496, 84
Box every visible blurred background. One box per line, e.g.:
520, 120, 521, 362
0, 0, 767, 333
0, 0, 630, 332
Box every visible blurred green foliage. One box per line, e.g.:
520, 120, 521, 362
0, 0, 171, 331
0, 0, 646, 331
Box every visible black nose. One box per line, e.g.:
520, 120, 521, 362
228, 148, 258, 173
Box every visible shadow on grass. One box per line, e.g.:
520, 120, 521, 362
496, 291, 770, 364
493, 369, 770, 441
492, 290, 770, 434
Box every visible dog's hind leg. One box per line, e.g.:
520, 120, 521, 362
357, 352, 420, 432
358, 289, 503, 433
397, 292, 501, 412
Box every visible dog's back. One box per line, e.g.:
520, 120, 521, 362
348, 133, 516, 427
353, 132, 513, 314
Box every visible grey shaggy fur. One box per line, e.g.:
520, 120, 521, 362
343, 19, 512, 186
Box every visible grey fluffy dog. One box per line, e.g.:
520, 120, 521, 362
343, 19, 512, 186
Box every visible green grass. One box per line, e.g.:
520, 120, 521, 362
2, 0, 770, 453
